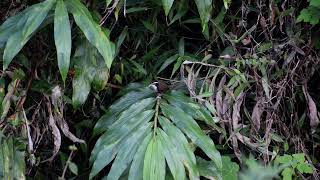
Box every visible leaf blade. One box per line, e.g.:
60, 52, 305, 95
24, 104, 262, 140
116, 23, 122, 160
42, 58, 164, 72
54, 0, 71, 82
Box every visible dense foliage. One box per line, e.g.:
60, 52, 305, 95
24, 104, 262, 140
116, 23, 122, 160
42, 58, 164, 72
0, 0, 319, 179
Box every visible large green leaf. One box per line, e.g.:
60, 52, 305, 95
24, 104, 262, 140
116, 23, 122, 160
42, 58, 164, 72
161, 103, 222, 169
90, 84, 222, 179
72, 42, 97, 108
3, 0, 55, 70
0, 138, 26, 180
162, 0, 175, 16
66, 0, 115, 68
159, 116, 199, 180
54, 0, 71, 82
194, 0, 212, 31
128, 133, 152, 180
0, 9, 29, 48
197, 157, 222, 180
90, 109, 155, 178
143, 136, 166, 180
106, 123, 152, 180
94, 91, 154, 135
158, 129, 186, 180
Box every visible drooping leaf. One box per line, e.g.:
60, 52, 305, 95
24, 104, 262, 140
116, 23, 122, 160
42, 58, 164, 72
128, 133, 153, 180
90, 109, 155, 178
0, 9, 29, 47
54, 0, 71, 82
106, 123, 152, 180
143, 136, 166, 180
3, 0, 55, 70
93, 87, 154, 135
194, 0, 212, 31
66, 0, 115, 68
159, 116, 199, 180
158, 129, 186, 180
160, 103, 222, 169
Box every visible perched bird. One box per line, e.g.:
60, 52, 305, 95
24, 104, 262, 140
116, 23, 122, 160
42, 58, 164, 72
149, 80, 169, 94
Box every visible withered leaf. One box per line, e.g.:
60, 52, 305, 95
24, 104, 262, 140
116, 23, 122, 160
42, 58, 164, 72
251, 98, 265, 132
216, 75, 226, 118
302, 85, 320, 134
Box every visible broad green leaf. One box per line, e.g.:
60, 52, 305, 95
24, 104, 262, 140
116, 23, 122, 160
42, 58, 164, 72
68, 162, 78, 175
221, 156, 239, 180
143, 136, 166, 180
0, 9, 29, 47
194, 0, 212, 31
164, 91, 216, 126
3, 0, 55, 70
94, 95, 155, 135
128, 133, 152, 180
22, 0, 56, 38
161, 103, 222, 169
106, 123, 152, 180
72, 42, 97, 108
158, 129, 186, 180
91, 108, 154, 161
196, 157, 222, 180
90, 110, 155, 178
281, 167, 293, 180
162, 0, 175, 16
296, 163, 313, 174
0, 138, 26, 180
159, 116, 199, 180
275, 154, 292, 164
310, 0, 320, 6
54, 0, 71, 82
67, 0, 115, 68
92, 55, 110, 91
292, 153, 305, 163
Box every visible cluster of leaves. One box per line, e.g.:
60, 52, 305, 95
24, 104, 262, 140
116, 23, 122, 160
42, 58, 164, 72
0, 0, 320, 179
0, 0, 114, 107
90, 84, 223, 179
275, 154, 314, 180
297, 0, 320, 25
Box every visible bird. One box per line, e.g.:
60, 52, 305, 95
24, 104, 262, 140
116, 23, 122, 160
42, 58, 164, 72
149, 80, 169, 94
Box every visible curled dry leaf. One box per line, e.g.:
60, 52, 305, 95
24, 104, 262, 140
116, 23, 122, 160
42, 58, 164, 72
51, 85, 85, 144
216, 75, 226, 118
56, 117, 85, 144
251, 98, 265, 132
302, 85, 320, 134
232, 92, 245, 130
46, 103, 61, 162
231, 92, 245, 161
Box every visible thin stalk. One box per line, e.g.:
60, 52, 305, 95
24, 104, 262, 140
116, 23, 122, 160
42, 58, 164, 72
153, 96, 161, 137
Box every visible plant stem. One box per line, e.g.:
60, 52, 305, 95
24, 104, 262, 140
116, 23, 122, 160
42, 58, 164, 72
153, 96, 161, 137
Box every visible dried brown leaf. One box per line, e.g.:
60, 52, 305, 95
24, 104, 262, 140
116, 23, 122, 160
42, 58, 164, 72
216, 75, 226, 118
56, 116, 85, 144
48, 113, 61, 161
232, 92, 245, 130
303, 85, 320, 134
251, 98, 265, 132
